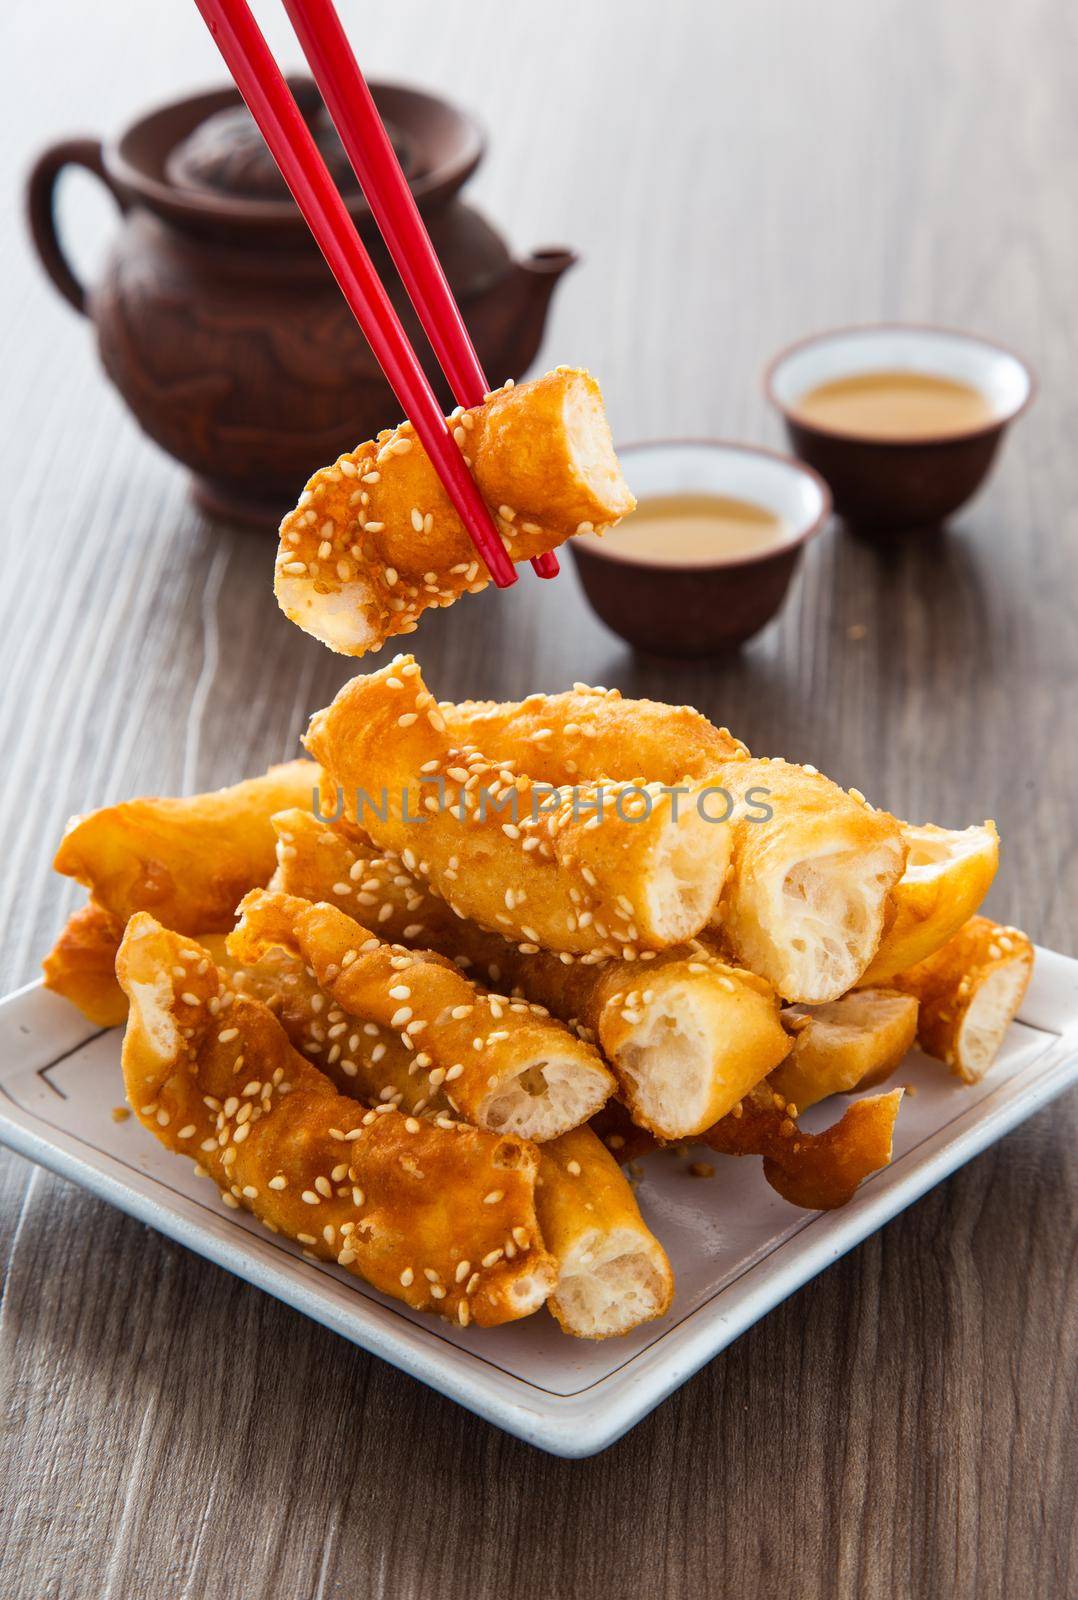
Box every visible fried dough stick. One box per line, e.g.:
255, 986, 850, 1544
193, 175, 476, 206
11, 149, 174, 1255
442, 688, 748, 783
305, 658, 729, 957
117, 914, 556, 1328
270, 809, 792, 1139
711, 759, 907, 1001
771, 989, 919, 1111
701, 1083, 904, 1210
229, 890, 615, 1141
54, 761, 320, 934
436, 695, 908, 1003
590, 1086, 903, 1212
42, 901, 128, 1027
536, 1126, 673, 1339
892, 915, 1034, 1082
276, 368, 635, 657
225, 940, 672, 1339
861, 821, 999, 983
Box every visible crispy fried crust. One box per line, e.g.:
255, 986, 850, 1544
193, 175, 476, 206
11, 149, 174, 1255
224, 940, 670, 1340
536, 1126, 673, 1338
433, 687, 907, 1004
892, 915, 1034, 1082
41, 901, 127, 1027
860, 821, 999, 983
701, 1082, 904, 1210
228, 890, 615, 1141
53, 761, 320, 934
771, 989, 919, 1111
711, 760, 908, 1002
116, 914, 556, 1327
275, 369, 635, 656
305, 657, 729, 956
270, 809, 791, 1140
442, 688, 748, 783
591, 1081, 904, 1211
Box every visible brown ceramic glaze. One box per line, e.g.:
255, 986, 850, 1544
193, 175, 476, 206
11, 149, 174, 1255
26, 81, 576, 528
777, 421, 1003, 532
765, 325, 1035, 535
569, 441, 830, 658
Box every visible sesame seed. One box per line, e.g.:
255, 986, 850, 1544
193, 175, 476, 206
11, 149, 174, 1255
400, 1267, 414, 1287
268, 1175, 287, 1190
483, 1189, 504, 1205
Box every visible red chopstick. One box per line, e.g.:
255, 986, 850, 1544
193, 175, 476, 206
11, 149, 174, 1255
192, 0, 517, 588
280, 0, 558, 581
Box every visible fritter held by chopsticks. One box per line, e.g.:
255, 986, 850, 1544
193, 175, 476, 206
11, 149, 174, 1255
275, 368, 635, 657
117, 913, 557, 1327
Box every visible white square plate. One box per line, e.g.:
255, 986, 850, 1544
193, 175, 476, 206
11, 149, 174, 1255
2, 950, 1076, 1457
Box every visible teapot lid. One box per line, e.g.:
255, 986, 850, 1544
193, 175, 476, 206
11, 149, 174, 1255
106, 79, 484, 237
166, 86, 415, 203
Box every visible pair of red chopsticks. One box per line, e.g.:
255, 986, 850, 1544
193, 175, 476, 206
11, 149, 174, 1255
193, 0, 557, 587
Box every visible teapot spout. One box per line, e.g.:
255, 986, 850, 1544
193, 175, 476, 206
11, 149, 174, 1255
498, 246, 578, 375
520, 246, 578, 284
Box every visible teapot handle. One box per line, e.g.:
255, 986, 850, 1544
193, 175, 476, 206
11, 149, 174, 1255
26, 138, 127, 316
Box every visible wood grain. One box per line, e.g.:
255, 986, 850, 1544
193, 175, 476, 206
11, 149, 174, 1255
1, 1, 1075, 1596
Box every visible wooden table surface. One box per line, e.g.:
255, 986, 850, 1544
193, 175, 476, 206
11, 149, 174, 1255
2, 2, 1075, 1595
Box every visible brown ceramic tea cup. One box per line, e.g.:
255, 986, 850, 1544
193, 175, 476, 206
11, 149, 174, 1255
569, 440, 830, 657
765, 324, 1034, 533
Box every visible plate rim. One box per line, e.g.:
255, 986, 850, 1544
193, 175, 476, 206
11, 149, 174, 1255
2, 949, 1076, 1458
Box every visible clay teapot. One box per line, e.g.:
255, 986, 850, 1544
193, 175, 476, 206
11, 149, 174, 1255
27, 81, 576, 528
